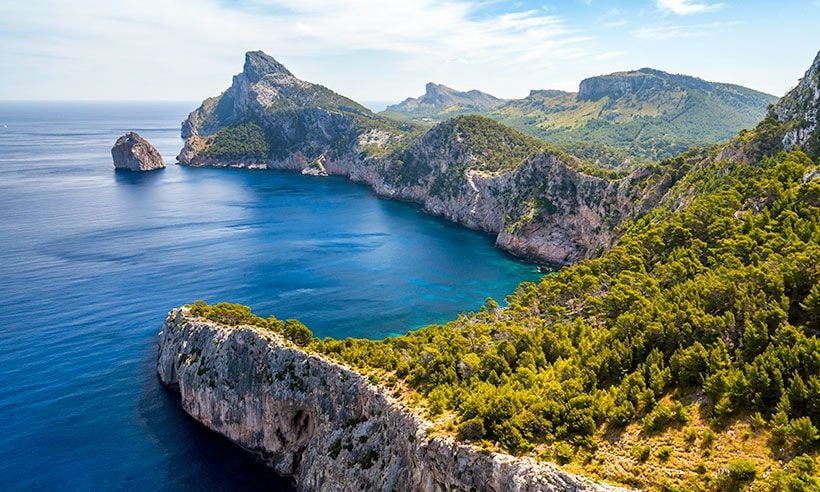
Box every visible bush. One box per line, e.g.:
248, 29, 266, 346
632, 445, 651, 462
769, 454, 819, 492
553, 441, 574, 465
657, 446, 673, 462
728, 459, 757, 483
786, 416, 819, 451
282, 319, 314, 346
456, 417, 486, 441
642, 401, 689, 433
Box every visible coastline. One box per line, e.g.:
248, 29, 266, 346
158, 307, 629, 491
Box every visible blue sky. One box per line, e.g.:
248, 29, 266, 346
1, 0, 818, 105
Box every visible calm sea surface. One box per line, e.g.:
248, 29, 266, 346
0, 102, 541, 490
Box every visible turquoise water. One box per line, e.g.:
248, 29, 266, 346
0, 102, 542, 490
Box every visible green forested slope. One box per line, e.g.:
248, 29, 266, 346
186, 53, 820, 490
382, 69, 777, 167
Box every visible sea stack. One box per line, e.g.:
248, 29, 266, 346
111, 132, 165, 171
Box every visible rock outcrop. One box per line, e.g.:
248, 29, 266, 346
773, 50, 820, 155
157, 307, 628, 492
111, 132, 165, 171
384, 82, 507, 115
177, 51, 670, 265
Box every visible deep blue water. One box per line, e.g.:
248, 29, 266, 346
0, 102, 541, 490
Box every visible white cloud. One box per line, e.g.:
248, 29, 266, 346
593, 51, 627, 61
656, 0, 723, 15
632, 21, 736, 40
0, 0, 600, 100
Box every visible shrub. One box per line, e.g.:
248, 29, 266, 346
701, 429, 715, 448
657, 446, 673, 462
282, 319, 314, 346
728, 459, 757, 483
769, 454, 819, 492
632, 445, 651, 462
642, 401, 689, 433
786, 416, 819, 451
553, 441, 574, 465
457, 417, 486, 441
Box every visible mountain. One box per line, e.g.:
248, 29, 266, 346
381, 83, 507, 122
381, 68, 778, 165
178, 51, 416, 168
179, 51, 674, 265
169, 50, 819, 491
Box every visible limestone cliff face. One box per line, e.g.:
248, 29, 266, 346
157, 308, 628, 492
177, 51, 666, 265
773, 50, 820, 154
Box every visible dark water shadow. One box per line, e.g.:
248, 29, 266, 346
136, 346, 295, 491
113, 168, 166, 185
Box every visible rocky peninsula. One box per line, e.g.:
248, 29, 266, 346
176, 51, 673, 265
112, 132, 165, 171
157, 307, 627, 492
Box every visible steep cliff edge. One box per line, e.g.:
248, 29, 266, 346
178, 51, 669, 265
157, 307, 627, 492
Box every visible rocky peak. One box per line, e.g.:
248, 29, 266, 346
422, 82, 457, 104
243, 50, 293, 82
577, 68, 712, 102
111, 132, 165, 171
387, 83, 505, 113
425, 81, 444, 94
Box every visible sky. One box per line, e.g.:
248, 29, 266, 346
1, 0, 819, 106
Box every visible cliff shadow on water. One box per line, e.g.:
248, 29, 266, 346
138, 345, 296, 491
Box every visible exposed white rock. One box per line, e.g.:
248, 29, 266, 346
157, 308, 630, 492
775, 51, 820, 152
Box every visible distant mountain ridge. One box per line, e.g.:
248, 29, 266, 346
382, 83, 507, 121
381, 68, 778, 165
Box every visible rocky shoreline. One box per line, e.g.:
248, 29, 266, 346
157, 307, 629, 491
174, 51, 672, 266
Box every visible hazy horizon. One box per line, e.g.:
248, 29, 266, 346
2, 1, 819, 103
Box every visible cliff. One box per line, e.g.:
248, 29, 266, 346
773, 50, 820, 155
157, 307, 628, 492
178, 51, 667, 265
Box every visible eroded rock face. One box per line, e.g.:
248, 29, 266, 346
111, 132, 165, 171
157, 308, 629, 492
774, 50, 820, 154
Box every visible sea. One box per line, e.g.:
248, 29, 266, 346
0, 101, 542, 490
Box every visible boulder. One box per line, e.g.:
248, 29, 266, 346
111, 132, 165, 171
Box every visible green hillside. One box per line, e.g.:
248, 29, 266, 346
382, 69, 778, 167
191, 53, 820, 490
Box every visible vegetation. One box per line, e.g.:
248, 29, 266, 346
315, 148, 818, 489
189, 139, 818, 488
381, 70, 777, 165
202, 121, 270, 159
188, 300, 313, 347
185, 55, 820, 490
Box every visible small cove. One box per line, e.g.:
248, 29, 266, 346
0, 101, 542, 489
